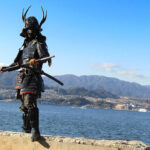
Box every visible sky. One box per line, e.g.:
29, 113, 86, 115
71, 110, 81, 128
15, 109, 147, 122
0, 0, 150, 85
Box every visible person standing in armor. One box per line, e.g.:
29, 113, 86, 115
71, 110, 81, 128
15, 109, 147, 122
0, 7, 51, 142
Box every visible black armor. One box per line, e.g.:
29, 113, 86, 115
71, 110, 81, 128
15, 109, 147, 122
11, 7, 50, 141
15, 38, 49, 95
15, 39, 50, 94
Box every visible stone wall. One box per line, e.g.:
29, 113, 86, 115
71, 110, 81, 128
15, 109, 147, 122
0, 130, 148, 150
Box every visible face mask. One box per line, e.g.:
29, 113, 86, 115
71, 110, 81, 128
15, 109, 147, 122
27, 29, 36, 39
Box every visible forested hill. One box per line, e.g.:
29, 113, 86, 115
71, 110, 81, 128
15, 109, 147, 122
50, 87, 119, 99
0, 72, 150, 98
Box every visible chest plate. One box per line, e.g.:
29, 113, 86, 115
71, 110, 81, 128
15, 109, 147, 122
22, 40, 37, 64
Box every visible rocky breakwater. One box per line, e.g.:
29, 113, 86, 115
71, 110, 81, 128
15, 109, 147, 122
0, 130, 148, 150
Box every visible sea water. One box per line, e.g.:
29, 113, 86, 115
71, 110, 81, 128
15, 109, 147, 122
0, 101, 150, 145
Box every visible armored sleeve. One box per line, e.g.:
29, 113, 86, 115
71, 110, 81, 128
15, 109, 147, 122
36, 41, 51, 65
9, 50, 23, 67
36, 42, 50, 58
13, 50, 23, 65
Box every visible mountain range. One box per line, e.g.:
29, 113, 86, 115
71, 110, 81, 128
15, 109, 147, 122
44, 74, 150, 98
50, 87, 119, 99
0, 71, 150, 98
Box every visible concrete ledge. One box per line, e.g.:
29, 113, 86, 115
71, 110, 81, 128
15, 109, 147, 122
0, 130, 148, 150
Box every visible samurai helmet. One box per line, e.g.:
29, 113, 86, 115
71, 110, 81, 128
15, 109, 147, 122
21, 6, 47, 32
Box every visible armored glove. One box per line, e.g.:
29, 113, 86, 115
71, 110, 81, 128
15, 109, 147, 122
29, 59, 39, 66
0, 67, 3, 73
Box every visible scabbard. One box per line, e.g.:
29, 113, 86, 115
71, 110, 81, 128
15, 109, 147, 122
41, 71, 64, 86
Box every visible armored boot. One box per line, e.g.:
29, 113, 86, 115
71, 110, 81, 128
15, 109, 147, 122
19, 100, 31, 133
32, 127, 41, 142
22, 113, 31, 133
29, 108, 41, 142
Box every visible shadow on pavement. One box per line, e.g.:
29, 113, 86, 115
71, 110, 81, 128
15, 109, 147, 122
38, 136, 50, 149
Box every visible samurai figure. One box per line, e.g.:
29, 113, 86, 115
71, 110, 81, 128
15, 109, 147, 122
0, 7, 51, 141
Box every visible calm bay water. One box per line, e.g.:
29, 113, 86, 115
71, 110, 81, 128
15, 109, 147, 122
0, 101, 150, 145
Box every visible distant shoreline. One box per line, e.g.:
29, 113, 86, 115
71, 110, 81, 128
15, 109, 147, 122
0, 99, 149, 113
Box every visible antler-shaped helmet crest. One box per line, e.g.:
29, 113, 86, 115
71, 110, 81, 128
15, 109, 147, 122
39, 7, 47, 28
22, 6, 31, 24
22, 6, 47, 29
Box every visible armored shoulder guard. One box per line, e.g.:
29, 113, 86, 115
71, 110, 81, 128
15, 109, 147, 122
36, 41, 50, 58
14, 50, 23, 64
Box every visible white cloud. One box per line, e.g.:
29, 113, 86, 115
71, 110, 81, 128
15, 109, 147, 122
90, 63, 120, 72
0, 63, 8, 67
90, 63, 149, 79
